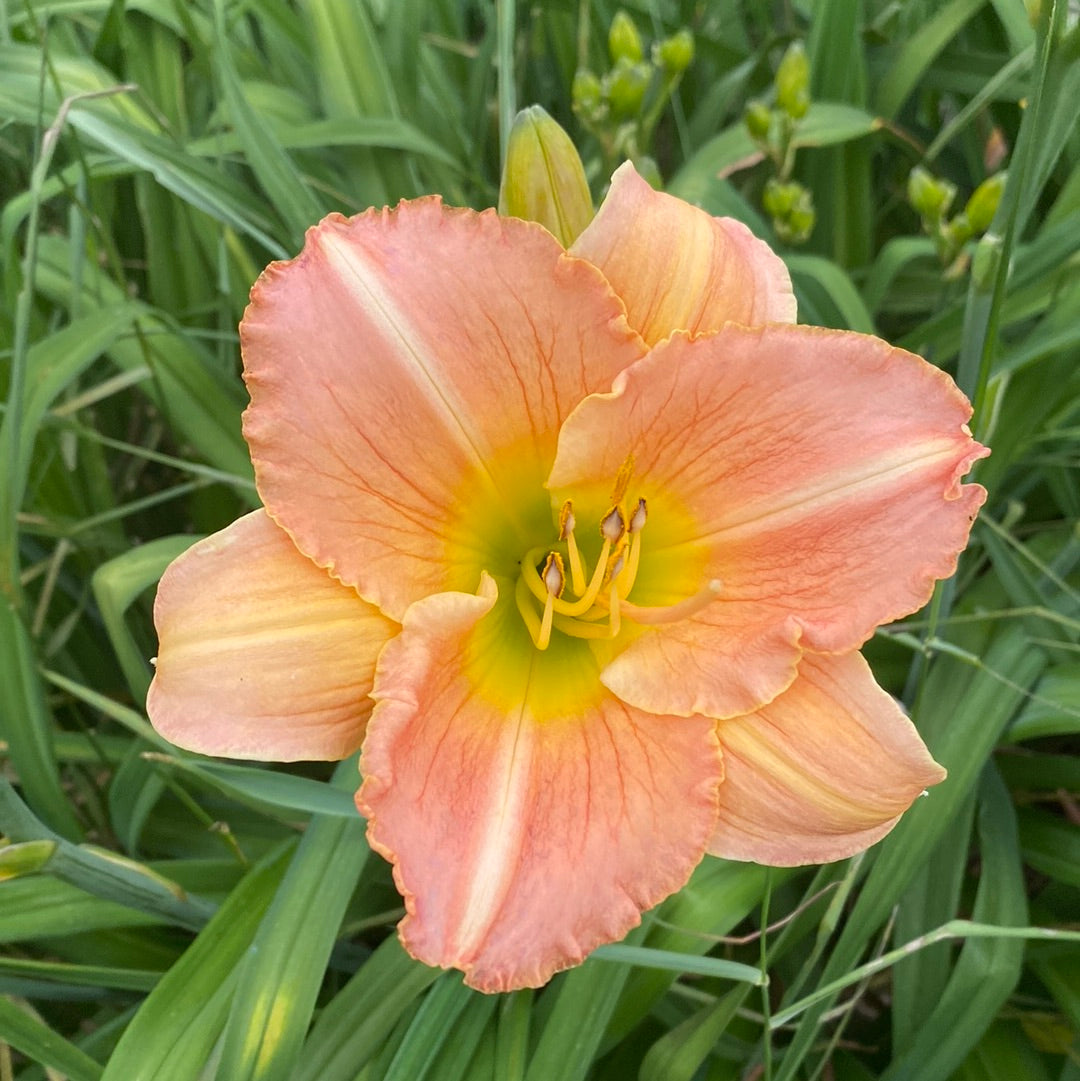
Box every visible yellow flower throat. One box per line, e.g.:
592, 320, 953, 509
514, 457, 721, 650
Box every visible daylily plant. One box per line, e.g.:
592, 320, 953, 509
147, 163, 988, 992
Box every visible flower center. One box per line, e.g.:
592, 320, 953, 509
514, 457, 722, 650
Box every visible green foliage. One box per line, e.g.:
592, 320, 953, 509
1, 1, 1078, 1079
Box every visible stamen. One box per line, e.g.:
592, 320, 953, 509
520, 542, 612, 617
618, 532, 642, 599
558, 500, 586, 595
600, 505, 626, 544
541, 551, 565, 598
605, 538, 628, 584
515, 574, 543, 644
628, 497, 647, 534
610, 454, 635, 504
552, 613, 615, 639
607, 582, 621, 637
619, 580, 723, 624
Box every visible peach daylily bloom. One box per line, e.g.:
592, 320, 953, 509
147, 163, 988, 992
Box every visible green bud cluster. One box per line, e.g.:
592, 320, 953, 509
572, 9, 695, 177
763, 179, 815, 245
908, 165, 1007, 274
743, 40, 816, 245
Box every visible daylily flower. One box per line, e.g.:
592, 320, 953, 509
147, 163, 988, 992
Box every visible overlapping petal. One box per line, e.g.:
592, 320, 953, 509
549, 324, 988, 718
358, 576, 722, 992
147, 510, 396, 761
571, 162, 797, 346
709, 652, 945, 864
241, 201, 646, 620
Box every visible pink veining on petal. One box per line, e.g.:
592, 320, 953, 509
549, 323, 988, 719
241, 201, 646, 621
358, 575, 722, 992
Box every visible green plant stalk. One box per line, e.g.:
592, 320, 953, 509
771, 920, 1077, 1031
496, 0, 517, 168
0, 777, 216, 930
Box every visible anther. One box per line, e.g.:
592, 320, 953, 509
541, 552, 565, 597
600, 505, 626, 544
537, 551, 565, 650
628, 497, 647, 534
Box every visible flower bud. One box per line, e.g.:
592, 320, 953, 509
498, 105, 594, 247
608, 11, 643, 64
964, 172, 1006, 234
572, 69, 604, 118
762, 178, 798, 218
744, 100, 773, 140
606, 58, 650, 119
907, 166, 955, 221
775, 41, 810, 120
971, 232, 1002, 292
655, 29, 694, 74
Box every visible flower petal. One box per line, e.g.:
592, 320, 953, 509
548, 324, 988, 718
147, 510, 396, 761
358, 574, 722, 992
570, 162, 796, 346
241, 202, 646, 620
708, 651, 946, 864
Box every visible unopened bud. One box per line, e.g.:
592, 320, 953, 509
762, 178, 799, 218
572, 69, 603, 117
908, 166, 955, 220
655, 29, 694, 74
498, 105, 594, 246
608, 11, 644, 64
775, 41, 810, 120
971, 232, 1003, 292
606, 58, 650, 119
744, 100, 773, 140
785, 199, 816, 244
964, 172, 1006, 234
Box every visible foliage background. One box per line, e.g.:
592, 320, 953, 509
1, 0, 1079, 1078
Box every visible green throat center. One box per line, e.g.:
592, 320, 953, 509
513, 459, 722, 651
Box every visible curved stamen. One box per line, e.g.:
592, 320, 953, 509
558, 501, 586, 595
521, 541, 612, 617
515, 574, 543, 645
619, 580, 723, 624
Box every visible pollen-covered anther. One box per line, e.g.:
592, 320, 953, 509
536, 551, 565, 649
600, 505, 626, 544
542, 551, 566, 597
628, 497, 647, 534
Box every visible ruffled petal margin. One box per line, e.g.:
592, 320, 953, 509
571, 162, 797, 346
241, 201, 646, 620
549, 324, 988, 718
147, 510, 397, 761
358, 575, 722, 992
708, 651, 946, 865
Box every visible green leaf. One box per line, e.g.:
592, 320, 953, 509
0, 994, 104, 1081
215, 764, 369, 1081
100, 843, 293, 1081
